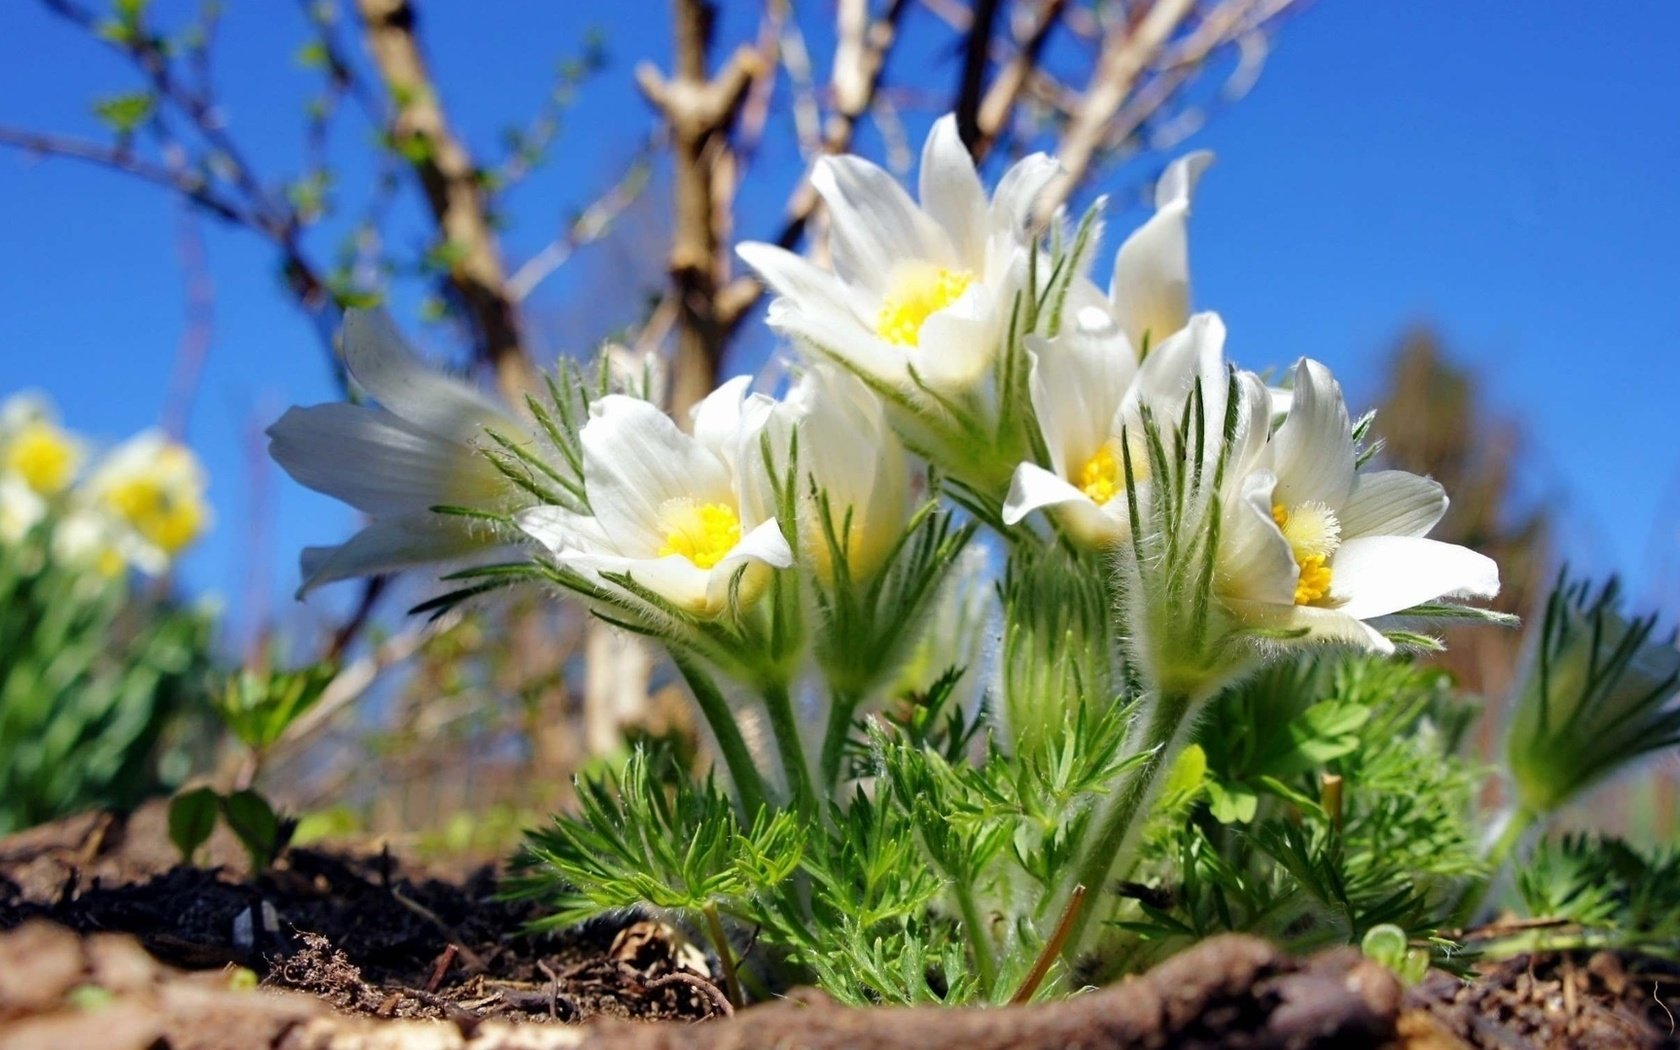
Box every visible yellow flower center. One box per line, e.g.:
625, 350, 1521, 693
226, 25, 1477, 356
104, 448, 208, 556
1077, 442, 1122, 504
1272, 500, 1341, 606
657, 498, 742, 569
874, 264, 974, 347
95, 546, 126, 579
5, 420, 78, 495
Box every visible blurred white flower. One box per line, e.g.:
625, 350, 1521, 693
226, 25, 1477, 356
0, 393, 84, 497
84, 430, 210, 574
517, 380, 793, 617
50, 507, 129, 579
1217, 358, 1499, 652
738, 115, 1058, 394
0, 475, 46, 544
268, 309, 522, 595
1109, 152, 1213, 354
761, 365, 909, 583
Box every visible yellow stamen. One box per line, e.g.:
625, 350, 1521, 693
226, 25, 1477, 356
105, 447, 207, 556
5, 420, 78, 495
1272, 501, 1341, 606
875, 264, 974, 347
658, 499, 742, 569
1077, 442, 1122, 504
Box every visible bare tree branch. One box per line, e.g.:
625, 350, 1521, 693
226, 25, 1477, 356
973, 0, 1068, 160
954, 0, 1007, 150
356, 0, 533, 402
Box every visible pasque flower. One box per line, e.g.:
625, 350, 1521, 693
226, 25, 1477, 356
1216, 358, 1499, 652
517, 379, 793, 617
1109, 152, 1213, 354
737, 115, 1058, 395
268, 309, 525, 595
84, 429, 210, 574
0, 393, 84, 497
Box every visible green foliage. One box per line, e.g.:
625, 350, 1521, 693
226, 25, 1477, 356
1506, 834, 1680, 959
0, 529, 216, 835
166, 786, 295, 871
214, 662, 335, 757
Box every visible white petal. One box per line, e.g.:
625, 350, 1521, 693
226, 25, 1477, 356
707, 518, 793, 612
516, 503, 614, 555
566, 549, 713, 612
1225, 599, 1395, 654
580, 396, 732, 547
1271, 358, 1356, 509
813, 155, 954, 289
907, 285, 997, 392
1110, 153, 1211, 351
1330, 535, 1500, 620
268, 404, 499, 515
1339, 470, 1448, 539
298, 515, 488, 596
691, 376, 754, 472
1003, 462, 1093, 524
988, 152, 1060, 241
1026, 311, 1136, 477
767, 299, 909, 386
1218, 470, 1298, 606
340, 309, 507, 442
919, 115, 988, 265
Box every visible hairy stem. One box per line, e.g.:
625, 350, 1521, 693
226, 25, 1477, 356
1453, 804, 1538, 929
953, 879, 997, 994
671, 650, 770, 819
819, 689, 859, 791
763, 680, 818, 818
702, 902, 744, 1009
1057, 690, 1198, 967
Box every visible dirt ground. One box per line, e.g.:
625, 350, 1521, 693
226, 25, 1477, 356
0, 802, 1673, 1048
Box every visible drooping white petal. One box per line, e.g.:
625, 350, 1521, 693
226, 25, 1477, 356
579, 396, 732, 547
1026, 309, 1136, 477
340, 309, 507, 442
1270, 358, 1356, 510
299, 515, 489, 596
268, 404, 498, 515
1330, 535, 1500, 620
813, 155, 955, 291
919, 115, 989, 266
1224, 598, 1395, 654
1218, 470, 1299, 606
907, 285, 997, 391
1110, 152, 1213, 350
1003, 462, 1092, 524
1339, 470, 1449, 539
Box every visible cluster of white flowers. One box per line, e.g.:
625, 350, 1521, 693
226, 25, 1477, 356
272, 114, 1499, 697
0, 393, 210, 578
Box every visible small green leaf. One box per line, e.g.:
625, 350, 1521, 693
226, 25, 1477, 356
222, 789, 280, 870
168, 787, 219, 863
92, 92, 155, 134
1207, 780, 1259, 824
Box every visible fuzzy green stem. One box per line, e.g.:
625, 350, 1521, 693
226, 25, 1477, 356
670, 650, 770, 819
702, 902, 743, 1009
763, 680, 818, 818
819, 690, 859, 792
1453, 804, 1538, 929
1057, 690, 1197, 966
952, 880, 997, 994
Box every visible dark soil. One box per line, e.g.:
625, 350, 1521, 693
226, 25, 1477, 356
1, 802, 1675, 1048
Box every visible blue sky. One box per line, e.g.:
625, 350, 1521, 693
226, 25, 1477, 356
2, 1, 1677, 644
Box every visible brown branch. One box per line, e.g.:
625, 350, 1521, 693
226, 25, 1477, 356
954, 0, 1007, 151
355, 0, 533, 402
637, 0, 765, 418
972, 0, 1069, 160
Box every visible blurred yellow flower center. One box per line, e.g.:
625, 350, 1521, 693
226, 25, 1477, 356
105, 448, 207, 556
1077, 442, 1122, 504
658, 498, 742, 569
5, 420, 78, 495
1272, 500, 1341, 605
875, 265, 974, 346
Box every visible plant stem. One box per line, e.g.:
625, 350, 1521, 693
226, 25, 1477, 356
1452, 804, 1538, 929
671, 650, 770, 819
1012, 884, 1085, 1003
819, 689, 858, 791
762, 679, 818, 818
952, 880, 997, 995
702, 902, 744, 1009
1056, 690, 1197, 966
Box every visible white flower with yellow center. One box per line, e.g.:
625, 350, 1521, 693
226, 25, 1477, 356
1003, 310, 1231, 547
51, 507, 130, 579
0, 474, 47, 544
83, 430, 210, 574
760, 365, 909, 584
268, 309, 525, 595
0, 394, 84, 497
1217, 358, 1500, 652
737, 114, 1058, 394
1109, 152, 1212, 355
517, 380, 793, 617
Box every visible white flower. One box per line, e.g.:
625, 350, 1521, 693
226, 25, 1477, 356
1002, 310, 1230, 547
83, 429, 210, 574
268, 309, 522, 595
1217, 358, 1500, 652
50, 507, 129, 579
517, 380, 793, 617
0, 474, 46, 544
1109, 152, 1213, 354
0, 392, 84, 497
761, 365, 909, 582
737, 114, 1059, 394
